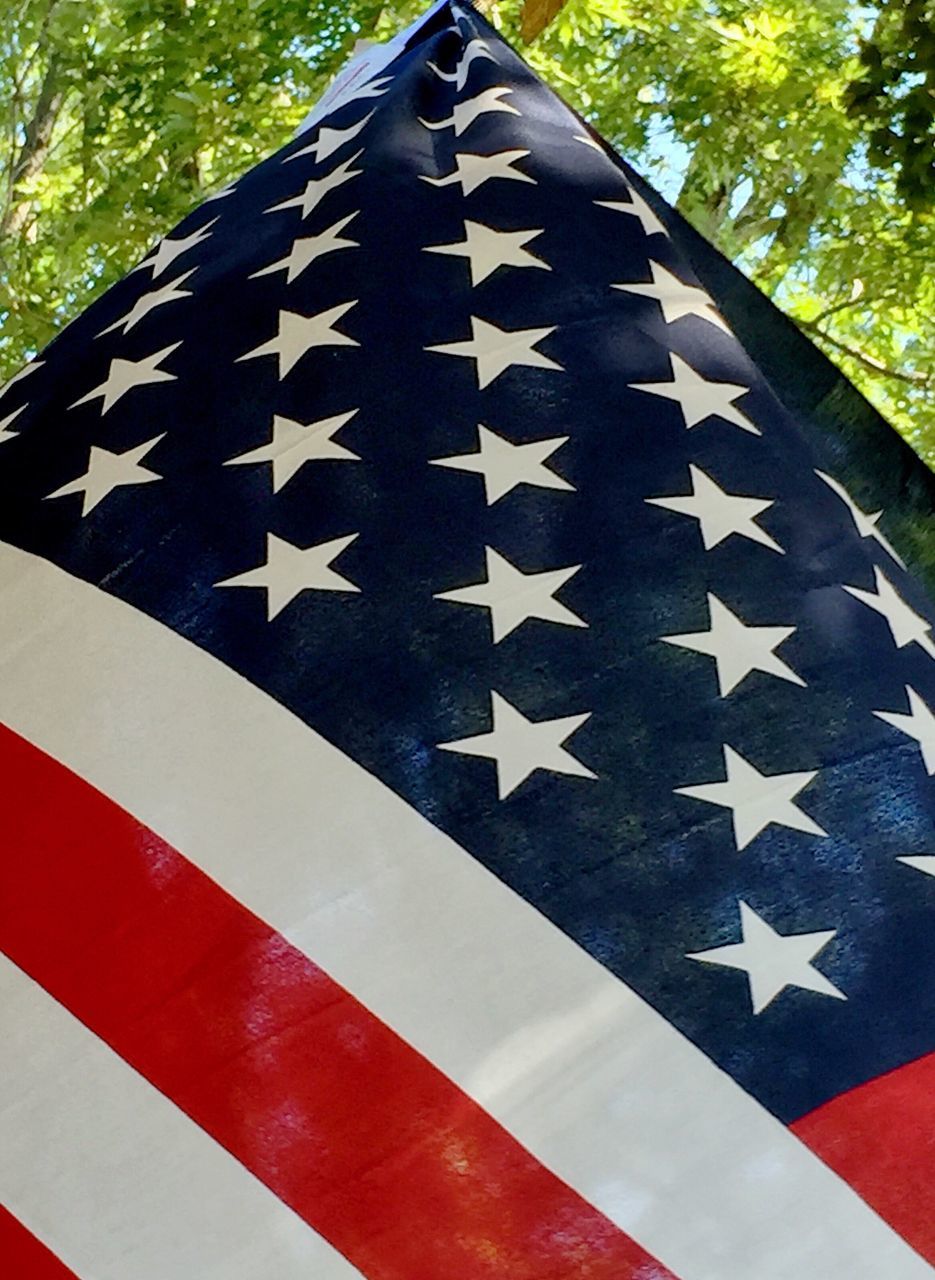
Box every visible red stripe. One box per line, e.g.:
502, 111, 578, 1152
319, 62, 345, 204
0, 1206, 80, 1280
791, 1052, 935, 1265
0, 724, 673, 1280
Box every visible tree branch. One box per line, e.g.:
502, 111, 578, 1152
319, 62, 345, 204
752, 168, 840, 287
729, 211, 784, 246
675, 145, 743, 241
807, 294, 876, 327
3, 0, 63, 191
796, 316, 930, 386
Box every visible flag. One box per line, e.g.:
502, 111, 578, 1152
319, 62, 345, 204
0, 2, 932, 1276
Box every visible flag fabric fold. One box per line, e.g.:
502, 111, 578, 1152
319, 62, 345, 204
0, 2, 932, 1277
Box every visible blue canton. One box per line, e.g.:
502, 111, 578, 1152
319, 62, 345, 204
1, 0, 933, 1126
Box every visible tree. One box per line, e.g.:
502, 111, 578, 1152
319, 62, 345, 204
1, 0, 382, 363
844, 0, 935, 210
2, 0, 933, 464
501, 0, 934, 463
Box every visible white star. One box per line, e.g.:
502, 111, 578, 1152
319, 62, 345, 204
236, 303, 358, 378
573, 132, 605, 153
424, 220, 548, 286
215, 532, 360, 619
843, 566, 935, 659
662, 594, 804, 696
436, 547, 586, 643
341, 74, 391, 103
419, 85, 519, 136
45, 434, 165, 515
647, 464, 783, 554
614, 260, 730, 333
225, 410, 358, 492
0, 405, 25, 444
596, 187, 667, 237
70, 343, 180, 415
294, 75, 390, 137
438, 690, 596, 798
874, 686, 935, 775
420, 148, 535, 196
0, 359, 44, 401
630, 353, 758, 434
427, 38, 496, 90
285, 112, 374, 165
898, 855, 935, 877
687, 901, 845, 1014
250, 213, 358, 284
431, 424, 572, 504
99, 270, 196, 336
266, 150, 363, 219
426, 315, 561, 389
137, 218, 218, 279
203, 181, 236, 203
676, 744, 826, 851
815, 470, 905, 567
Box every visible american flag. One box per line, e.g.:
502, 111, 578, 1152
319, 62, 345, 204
0, 2, 932, 1277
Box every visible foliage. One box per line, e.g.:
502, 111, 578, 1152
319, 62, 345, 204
844, 0, 935, 210
499, 0, 934, 463
1, 0, 933, 463
1, 0, 382, 360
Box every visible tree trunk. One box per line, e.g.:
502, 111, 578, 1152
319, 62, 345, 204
2, 57, 66, 240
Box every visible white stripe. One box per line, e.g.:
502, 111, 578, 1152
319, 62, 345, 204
0, 542, 928, 1280
0, 957, 360, 1280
